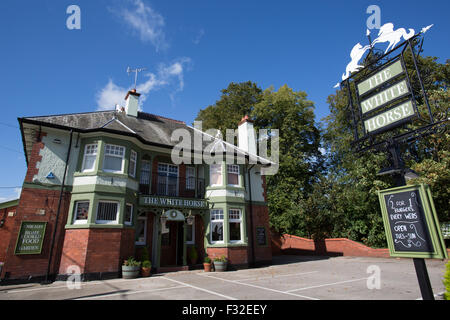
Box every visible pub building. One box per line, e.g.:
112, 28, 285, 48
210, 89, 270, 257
0, 89, 273, 282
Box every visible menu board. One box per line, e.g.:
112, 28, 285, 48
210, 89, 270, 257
383, 190, 433, 253
256, 227, 267, 246
15, 221, 47, 255
378, 184, 447, 259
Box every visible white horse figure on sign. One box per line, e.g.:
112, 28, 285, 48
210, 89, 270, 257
371, 23, 415, 53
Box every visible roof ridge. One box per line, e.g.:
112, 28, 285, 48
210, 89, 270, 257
137, 111, 185, 124
21, 109, 114, 119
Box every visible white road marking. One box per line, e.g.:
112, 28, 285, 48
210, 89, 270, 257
285, 277, 369, 293
233, 271, 319, 282
73, 285, 186, 300
198, 273, 319, 300
4, 276, 165, 294
162, 276, 238, 300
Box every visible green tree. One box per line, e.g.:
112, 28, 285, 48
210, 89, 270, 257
195, 81, 263, 133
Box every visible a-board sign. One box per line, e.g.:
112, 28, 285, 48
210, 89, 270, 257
378, 184, 447, 259
256, 226, 267, 246
14, 221, 47, 255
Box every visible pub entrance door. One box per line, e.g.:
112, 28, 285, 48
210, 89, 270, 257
160, 221, 184, 267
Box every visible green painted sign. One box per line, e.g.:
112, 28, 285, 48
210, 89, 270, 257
140, 195, 208, 209
14, 221, 47, 255
378, 184, 447, 259
357, 59, 404, 96
364, 100, 415, 134
360, 79, 410, 115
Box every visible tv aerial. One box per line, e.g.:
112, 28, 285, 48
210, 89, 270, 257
127, 66, 147, 89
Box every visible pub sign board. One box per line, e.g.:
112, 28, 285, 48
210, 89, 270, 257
377, 184, 447, 259
14, 221, 47, 255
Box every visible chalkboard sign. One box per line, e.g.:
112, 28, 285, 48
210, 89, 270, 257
378, 184, 447, 259
256, 227, 267, 246
383, 189, 433, 253
14, 221, 47, 255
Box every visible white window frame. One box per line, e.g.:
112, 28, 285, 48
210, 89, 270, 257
103, 144, 125, 173
210, 209, 224, 244
95, 200, 120, 224
128, 150, 137, 178
228, 208, 243, 243
81, 143, 98, 172
210, 163, 223, 187
186, 166, 195, 190
73, 200, 89, 225
124, 203, 133, 226
227, 164, 240, 186
135, 216, 147, 245
186, 220, 195, 245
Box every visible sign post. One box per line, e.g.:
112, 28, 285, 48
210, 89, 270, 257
339, 30, 448, 300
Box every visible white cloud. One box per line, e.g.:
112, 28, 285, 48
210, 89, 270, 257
193, 28, 205, 45
96, 58, 192, 111
111, 0, 168, 52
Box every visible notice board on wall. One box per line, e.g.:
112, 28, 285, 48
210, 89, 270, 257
14, 221, 47, 255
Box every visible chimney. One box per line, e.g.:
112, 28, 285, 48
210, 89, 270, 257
124, 89, 140, 117
238, 115, 257, 155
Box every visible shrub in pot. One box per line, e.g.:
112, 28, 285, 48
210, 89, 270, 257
213, 255, 227, 272
189, 246, 198, 265
122, 257, 141, 279
203, 256, 212, 272
141, 260, 152, 277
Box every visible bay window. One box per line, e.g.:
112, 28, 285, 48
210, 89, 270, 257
73, 201, 89, 224
229, 208, 242, 242
227, 164, 240, 186
210, 209, 224, 243
129, 150, 137, 177
103, 144, 125, 173
81, 143, 97, 172
124, 203, 133, 225
96, 201, 119, 224
210, 163, 222, 186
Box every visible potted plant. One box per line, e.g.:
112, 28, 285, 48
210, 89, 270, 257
203, 256, 212, 272
213, 255, 227, 272
141, 260, 152, 277
122, 257, 141, 279
188, 245, 198, 265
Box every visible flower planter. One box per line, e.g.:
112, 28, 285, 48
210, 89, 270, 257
203, 263, 211, 272
213, 261, 227, 272
122, 265, 140, 279
141, 267, 151, 277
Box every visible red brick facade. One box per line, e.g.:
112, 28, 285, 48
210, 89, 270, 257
0, 203, 18, 263
1, 187, 71, 280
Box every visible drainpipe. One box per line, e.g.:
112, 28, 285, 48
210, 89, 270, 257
44, 129, 73, 283
246, 164, 255, 267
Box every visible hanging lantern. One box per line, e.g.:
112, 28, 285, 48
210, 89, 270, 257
186, 210, 195, 225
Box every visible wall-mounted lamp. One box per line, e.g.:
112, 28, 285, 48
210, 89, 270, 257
186, 210, 194, 225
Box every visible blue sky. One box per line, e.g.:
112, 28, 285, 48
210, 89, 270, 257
0, 0, 448, 201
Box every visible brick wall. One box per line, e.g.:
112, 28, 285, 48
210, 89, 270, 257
206, 246, 248, 266
271, 233, 391, 258
247, 204, 272, 263
1, 187, 71, 280
0, 204, 18, 263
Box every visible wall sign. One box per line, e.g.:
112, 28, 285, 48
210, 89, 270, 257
256, 226, 267, 246
141, 196, 208, 209
14, 221, 47, 255
378, 184, 447, 259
